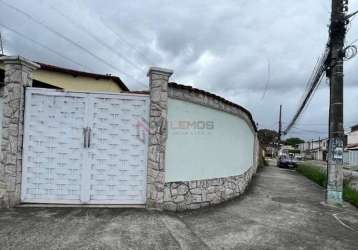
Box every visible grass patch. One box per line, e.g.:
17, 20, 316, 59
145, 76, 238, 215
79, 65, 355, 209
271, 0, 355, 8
296, 163, 358, 208
343, 183, 358, 207
296, 164, 326, 187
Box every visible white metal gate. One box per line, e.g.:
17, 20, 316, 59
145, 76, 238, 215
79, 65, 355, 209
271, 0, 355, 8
21, 88, 149, 205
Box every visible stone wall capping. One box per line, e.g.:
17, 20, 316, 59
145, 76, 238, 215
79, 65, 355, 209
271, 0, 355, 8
0, 56, 40, 71
147, 67, 173, 77
168, 82, 257, 133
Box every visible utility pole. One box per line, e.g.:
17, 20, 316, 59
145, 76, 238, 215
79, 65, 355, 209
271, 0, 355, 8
326, 0, 347, 205
278, 104, 282, 156
0, 32, 4, 55
318, 137, 321, 160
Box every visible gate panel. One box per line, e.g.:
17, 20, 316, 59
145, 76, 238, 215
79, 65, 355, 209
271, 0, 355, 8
22, 89, 149, 205
87, 95, 149, 204
21, 90, 87, 203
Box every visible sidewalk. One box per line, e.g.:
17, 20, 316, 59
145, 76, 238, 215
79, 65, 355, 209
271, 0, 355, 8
0, 165, 357, 249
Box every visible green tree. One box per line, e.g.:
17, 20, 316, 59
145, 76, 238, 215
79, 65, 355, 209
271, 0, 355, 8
258, 129, 278, 147
284, 137, 304, 148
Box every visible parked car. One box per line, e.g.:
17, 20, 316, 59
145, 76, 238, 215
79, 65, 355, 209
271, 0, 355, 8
277, 155, 297, 169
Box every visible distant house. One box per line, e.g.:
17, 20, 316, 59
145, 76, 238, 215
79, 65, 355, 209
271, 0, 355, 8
345, 125, 358, 169
0, 57, 130, 154
0, 60, 129, 92
279, 145, 295, 156
298, 138, 328, 161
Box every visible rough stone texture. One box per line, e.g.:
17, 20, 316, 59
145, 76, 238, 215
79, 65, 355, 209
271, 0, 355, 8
0, 56, 39, 208
163, 164, 257, 212
146, 67, 173, 210
163, 84, 259, 211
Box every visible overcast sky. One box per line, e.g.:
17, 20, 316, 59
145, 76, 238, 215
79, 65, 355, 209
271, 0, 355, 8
1, 0, 358, 140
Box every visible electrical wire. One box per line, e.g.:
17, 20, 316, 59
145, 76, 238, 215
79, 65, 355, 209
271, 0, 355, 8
0, 23, 91, 71
283, 44, 329, 135
100, 17, 156, 65
291, 126, 327, 134
260, 57, 270, 100
47, 3, 145, 72
0, 0, 147, 88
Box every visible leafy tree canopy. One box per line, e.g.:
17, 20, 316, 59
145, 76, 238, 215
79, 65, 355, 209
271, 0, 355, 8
284, 137, 304, 148
258, 129, 278, 147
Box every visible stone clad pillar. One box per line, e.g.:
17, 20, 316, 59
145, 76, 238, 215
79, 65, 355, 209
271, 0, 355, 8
146, 67, 173, 209
0, 56, 39, 208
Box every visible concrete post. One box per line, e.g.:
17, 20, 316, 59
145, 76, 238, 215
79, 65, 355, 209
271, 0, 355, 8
0, 56, 39, 208
327, 0, 346, 205
146, 66, 173, 210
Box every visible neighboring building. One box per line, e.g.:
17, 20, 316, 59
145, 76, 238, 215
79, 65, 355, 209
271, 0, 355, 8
0, 59, 129, 156
345, 125, 358, 169
279, 145, 295, 156
298, 138, 328, 161
264, 145, 276, 157
0, 60, 129, 92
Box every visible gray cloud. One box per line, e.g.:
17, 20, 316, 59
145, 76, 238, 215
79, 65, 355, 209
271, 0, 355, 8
1, 0, 358, 140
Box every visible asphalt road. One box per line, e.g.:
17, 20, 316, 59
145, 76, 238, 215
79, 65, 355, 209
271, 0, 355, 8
1, 164, 358, 250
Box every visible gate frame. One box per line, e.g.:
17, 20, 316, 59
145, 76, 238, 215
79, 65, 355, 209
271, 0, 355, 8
21, 87, 150, 205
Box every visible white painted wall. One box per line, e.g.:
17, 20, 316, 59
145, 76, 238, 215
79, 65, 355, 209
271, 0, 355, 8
348, 131, 358, 145
165, 98, 255, 182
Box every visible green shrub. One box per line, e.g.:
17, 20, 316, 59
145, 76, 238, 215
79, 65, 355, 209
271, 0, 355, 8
343, 183, 358, 207
297, 163, 358, 208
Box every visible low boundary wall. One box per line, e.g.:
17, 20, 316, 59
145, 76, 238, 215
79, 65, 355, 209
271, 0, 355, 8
0, 60, 259, 211
162, 82, 259, 211
163, 165, 257, 211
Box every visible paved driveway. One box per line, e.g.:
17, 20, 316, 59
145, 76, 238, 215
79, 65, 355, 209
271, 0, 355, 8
1, 165, 358, 250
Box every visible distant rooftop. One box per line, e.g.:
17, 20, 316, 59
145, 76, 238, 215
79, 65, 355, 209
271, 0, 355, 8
37, 62, 129, 91
0, 55, 129, 91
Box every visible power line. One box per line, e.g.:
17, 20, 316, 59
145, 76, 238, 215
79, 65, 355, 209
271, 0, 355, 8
0, 23, 91, 71
260, 57, 271, 100
283, 44, 330, 134
100, 17, 156, 65
47, 3, 145, 72
0, 0, 147, 88
291, 126, 327, 134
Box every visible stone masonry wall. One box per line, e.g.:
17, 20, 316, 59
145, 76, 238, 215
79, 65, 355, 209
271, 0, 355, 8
163, 166, 257, 211
146, 67, 173, 210
0, 56, 39, 208
163, 84, 258, 211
